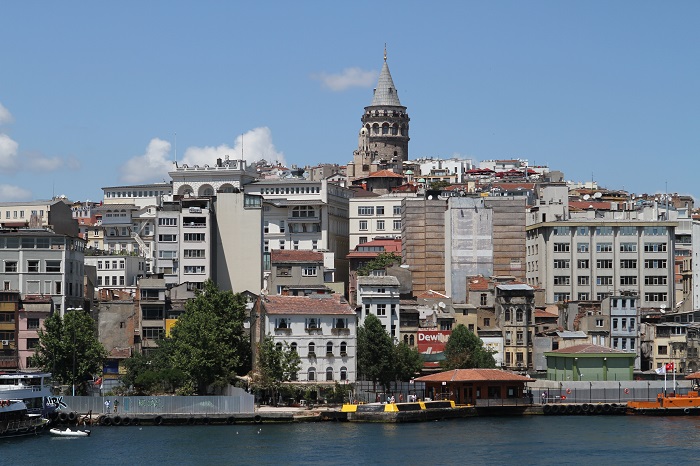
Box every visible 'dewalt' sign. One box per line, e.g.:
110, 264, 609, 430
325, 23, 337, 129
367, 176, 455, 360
417, 330, 452, 367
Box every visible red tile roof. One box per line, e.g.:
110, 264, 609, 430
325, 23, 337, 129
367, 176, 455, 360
416, 290, 449, 299
262, 294, 355, 316
369, 170, 404, 178
535, 310, 558, 319
468, 276, 490, 291
271, 249, 323, 263
415, 369, 532, 383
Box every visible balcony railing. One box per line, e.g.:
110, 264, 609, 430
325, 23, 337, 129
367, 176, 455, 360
305, 327, 322, 334
331, 327, 350, 335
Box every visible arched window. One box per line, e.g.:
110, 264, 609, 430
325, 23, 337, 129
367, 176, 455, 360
290, 342, 297, 353
372, 123, 379, 134
404, 335, 408, 344
308, 367, 316, 381
308, 342, 315, 356
340, 341, 347, 355
516, 308, 524, 323
391, 124, 398, 135
340, 367, 347, 381
382, 123, 390, 135
409, 335, 415, 346
275, 342, 283, 352
307, 318, 318, 329
278, 318, 288, 329
326, 341, 333, 355
326, 367, 334, 381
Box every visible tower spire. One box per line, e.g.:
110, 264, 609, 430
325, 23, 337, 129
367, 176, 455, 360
384, 43, 387, 62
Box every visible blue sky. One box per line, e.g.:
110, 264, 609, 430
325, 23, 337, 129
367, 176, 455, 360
1, 1, 698, 202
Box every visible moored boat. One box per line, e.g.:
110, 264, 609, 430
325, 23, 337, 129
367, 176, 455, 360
0, 372, 60, 419
0, 399, 50, 438
627, 390, 700, 415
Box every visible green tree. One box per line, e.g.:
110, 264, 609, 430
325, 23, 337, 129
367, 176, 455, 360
357, 253, 402, 276
393, 342, 423, 382
165, 280, 251, 394
357, 314, 395, 390
441, 324, 496, 370
31, 309, 107, 395
121, 350, 188, 395
253, 336, 301, 404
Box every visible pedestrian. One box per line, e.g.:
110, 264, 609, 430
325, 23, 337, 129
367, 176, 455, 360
114, 399, 119, 413
399, 393, 404, 403
541, 392, 547, 405
104, 399, 111, 414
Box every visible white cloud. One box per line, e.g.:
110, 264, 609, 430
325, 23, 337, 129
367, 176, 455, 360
0, 103, 13, 125
182, 127, 285, 167
312, 67, 379, 91
0, 184, 31, 201
0, 133, 19, 170
119, 138, 173, 183
27, 154, 81, 172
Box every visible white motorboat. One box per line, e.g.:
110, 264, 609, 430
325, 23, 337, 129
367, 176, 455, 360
50, 427, 91, 437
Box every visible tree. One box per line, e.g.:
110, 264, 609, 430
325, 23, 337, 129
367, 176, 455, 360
357, 253, 402, 276
253, 336, 301, 404
31, 309, 107, 395
164, 280, 251, 394
393, 342, 423, 382
357, 314, 395, 390
441, 324, 496, 370
121, 350, 188, 395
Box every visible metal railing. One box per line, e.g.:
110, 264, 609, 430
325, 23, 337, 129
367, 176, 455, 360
62, 393, 255, 415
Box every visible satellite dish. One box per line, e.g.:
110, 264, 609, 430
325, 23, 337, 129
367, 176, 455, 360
660, 304, 667, 314
583, 194, 590, 200
438, 302, 446, 309
594, 192, 602, 199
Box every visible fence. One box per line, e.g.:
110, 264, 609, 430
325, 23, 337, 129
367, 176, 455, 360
528, 380, 694, 405
353, 380, 427, 403
62, 391, 255, 415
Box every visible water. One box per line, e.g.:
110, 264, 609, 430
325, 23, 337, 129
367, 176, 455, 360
1, 416, 696, 465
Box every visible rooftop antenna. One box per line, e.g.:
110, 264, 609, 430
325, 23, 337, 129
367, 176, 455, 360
384, 43, 387, 62
241, 133, 244, 160
174, 132, 177, 164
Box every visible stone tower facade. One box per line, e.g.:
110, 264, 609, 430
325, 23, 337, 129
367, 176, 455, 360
348, 50, 410, 181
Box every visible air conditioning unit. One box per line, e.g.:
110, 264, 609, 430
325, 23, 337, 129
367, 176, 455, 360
1, 340, 8, 346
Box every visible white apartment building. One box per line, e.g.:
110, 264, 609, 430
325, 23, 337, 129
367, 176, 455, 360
85, 254, 145, 289
604, 294, 641, 369
245, 178, 352, 284
356, 275, 401, 342
255, 294, 357, 384
348, 194, 404, 250
169, 157, 257, 196
0, 229, 85, 316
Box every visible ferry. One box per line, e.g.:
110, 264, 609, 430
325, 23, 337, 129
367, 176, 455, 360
627, 391, 700, 415
0, 399, 49, 437
334, 399, 475, 422
0, 372, 61, 419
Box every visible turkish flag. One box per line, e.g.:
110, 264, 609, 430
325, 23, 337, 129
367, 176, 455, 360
666, 362, 675, 372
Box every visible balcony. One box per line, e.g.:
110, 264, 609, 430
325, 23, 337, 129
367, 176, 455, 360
307, 352, 316, 359
331, 327, 350, 335
275, 327, 292, 335
305, 327, 322, 335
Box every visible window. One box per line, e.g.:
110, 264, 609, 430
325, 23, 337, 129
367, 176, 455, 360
644, 243, 667, 252
596, 276, 613, 285
376, 304, 386, 316
645, 276, 667, 285
578, 292, 589, 300
26, 338, 39, 350
620, 276, 637, 285
393, 205, 401, 215
658, 345, 668, 355
158, 218, 177, 226
326, 342, 333, 356
644, 227, 667, 236
326, 367, 334, 381
577, 227, 589, 236
553, 276, 570, 285
553, 243, 570, 252
620, 259, 637, 269
5, 261, 17, 272
302, 266, 317, 277
308, 343, 316, 356
645, 292, 667, 302
340, 341, 347, 355
620, 243, 637, 252
184, 265, 206, 274
340, 366, 348, 381
596, 243, 613, 252
578, 276, 590, 285
27, 260, 39, 272
596, 259, 613, 269
143, 327, 164, 340
279, 240, 285, 250
484, 318, 491, 327
27, 318, 40, 329
480, 293, 488, 306
292, 206, 316, 218
554, 293, 570, 302
308, 368, 316, 381
619, 226, 637, 236
393, 220, 401, 230
577, 243, 589, 253
276, 318, 289, 329
595, 319, 604, 327
184, 233, 205, 241
306, 318, 318, 329
358, 206, 374, 216
577, 259, 589, 269
595, 226, 613, 236
359, 220, 368, 231
612, 318, 618, 330
376, 206, 385, 215
293, 240, 299, 250
516, 309, 524, 323
158, 234, 177, 242
553, 226, 569, 236
553, 259, 570, 269
376, 220, 385, 231
644, 259, 667, 269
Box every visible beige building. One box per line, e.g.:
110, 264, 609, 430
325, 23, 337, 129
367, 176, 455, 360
348, 194, 405, 250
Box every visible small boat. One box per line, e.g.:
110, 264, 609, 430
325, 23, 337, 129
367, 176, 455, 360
50, 427, 91, 437
0, 399, 50, 438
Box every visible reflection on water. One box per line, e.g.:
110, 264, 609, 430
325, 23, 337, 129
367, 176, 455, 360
2, 416, 699, 465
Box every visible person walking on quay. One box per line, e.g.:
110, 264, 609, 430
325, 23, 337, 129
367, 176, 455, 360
104, 399, 111, 414
114, 399, 119, 413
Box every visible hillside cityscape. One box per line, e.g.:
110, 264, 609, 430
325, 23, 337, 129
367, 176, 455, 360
1, 53, 698, 397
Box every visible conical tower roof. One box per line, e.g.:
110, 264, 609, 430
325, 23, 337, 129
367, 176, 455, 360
370, 53, 402, 107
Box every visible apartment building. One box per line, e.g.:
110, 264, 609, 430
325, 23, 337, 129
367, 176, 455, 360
84, 254, 146, 289
0, 198, 78, 236
253, 294, 357, 384
356, 275, 401, 342
0, 229, 85, 316
348, 194, 404, 250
